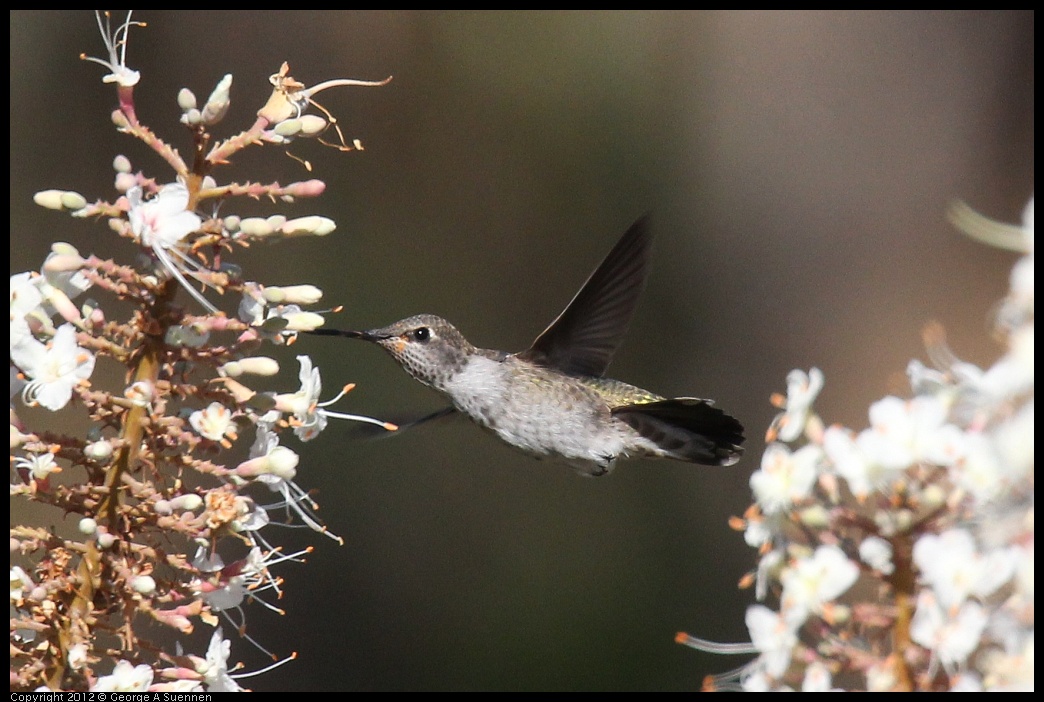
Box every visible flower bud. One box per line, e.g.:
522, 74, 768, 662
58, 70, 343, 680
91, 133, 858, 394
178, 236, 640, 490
51, 242, 83, 257
115, 172, 137, 193
220, 356, 280, 377
34, 190, 86, 212
42, 253, 87, 275
111, 109, 130, 129
177, 87, 198, 111
180, 108, 202, 126
238, 217, 275, 238
282, 311, 325, 332
84, 439, 114, 462
42, 286, 83, 325
235, 446, 299, 481
11, 425, 31, 449
201, 74, 233, 125
262, 285, 323, 305
284, 179, 327, 198
298, 114, 329, 135
273, 118, 303, 137
131, 575, 157, 595
67, 643, 88, 670
171, 494, 203, 512
63, 192, 88, 210
125, 380, 154, 407
220, 378, 257, 404
281, 215, 336, 237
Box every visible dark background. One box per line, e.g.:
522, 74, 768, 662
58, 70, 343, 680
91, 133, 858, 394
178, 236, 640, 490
10, 11, 1033, 691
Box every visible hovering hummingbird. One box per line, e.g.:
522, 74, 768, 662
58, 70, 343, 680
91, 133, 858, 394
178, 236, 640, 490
310, 217, 744, 476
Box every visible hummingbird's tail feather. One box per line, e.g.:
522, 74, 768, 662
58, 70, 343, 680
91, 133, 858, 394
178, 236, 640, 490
612, 398, 745, 467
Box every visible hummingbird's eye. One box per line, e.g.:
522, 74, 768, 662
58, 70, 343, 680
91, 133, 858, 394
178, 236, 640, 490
411, 327, 431, 343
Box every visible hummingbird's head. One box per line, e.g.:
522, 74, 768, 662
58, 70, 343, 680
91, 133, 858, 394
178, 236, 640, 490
343, 314, 476, 390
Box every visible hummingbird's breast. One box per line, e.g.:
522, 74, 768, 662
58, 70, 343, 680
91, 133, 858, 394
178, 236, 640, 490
442, 353, 655, 469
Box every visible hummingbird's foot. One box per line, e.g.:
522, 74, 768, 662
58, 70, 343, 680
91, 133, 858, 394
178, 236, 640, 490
580, 454, 617, 477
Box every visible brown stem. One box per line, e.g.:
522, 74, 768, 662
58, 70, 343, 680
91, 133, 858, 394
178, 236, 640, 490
889, 533, 916, 691
98, 281, 178, 526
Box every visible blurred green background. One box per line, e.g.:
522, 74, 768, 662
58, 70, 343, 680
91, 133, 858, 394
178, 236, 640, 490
10, 11, 1033, 691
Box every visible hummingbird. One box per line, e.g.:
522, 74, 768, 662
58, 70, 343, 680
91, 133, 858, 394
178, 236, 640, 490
310, 216, 744, 476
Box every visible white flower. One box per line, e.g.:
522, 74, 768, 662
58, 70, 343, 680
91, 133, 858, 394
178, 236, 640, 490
10, 566, 34, 602
259, 61, 391, 125
273, 355, 394, 441
755, 549, 784, 602
741, 670, 792, 692
978, 332, 1034, 402
769, 368, 824, 442
67, 643, 89, 670
194, 546, 301, 617
237, 426, 299, 481
10, 323, 96, 411
14, 453, 62, 481
865, 659, 899, 691
81, 11, 142, 87
273, 355, 326, 440
779, 545, 859, 623
238, 287, 266, 325
858, 536, 895, 575
743, 509, 791, 554
10, 272, 43, 346
909, 590, 988, 673
10, 272, 43, 317
912, 529, 1017, 610
822, 425, 879, 498
821, 404, 962, 499
862, 395, 965, 470
979, 629, 1034, 692
189, 402, 237, 443
239, 426, 342, 542
745, 605, 799, 679
801, 661, 836, 692
128, 183, 200, 250
198, 629, 244, 692
958, 431, 1007, 502
950, 672, 984, 691
749, 443, 821, 514
91, 659, 154, 692
41, 242, 92, 301
991, 399, 1034, 484
127, 183, 216, 313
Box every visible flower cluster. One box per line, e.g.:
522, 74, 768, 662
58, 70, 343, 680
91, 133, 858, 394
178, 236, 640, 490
11, 11, 390, 692
678, 198, 1034, 691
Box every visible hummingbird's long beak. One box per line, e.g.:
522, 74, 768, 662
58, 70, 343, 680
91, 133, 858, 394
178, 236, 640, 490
306, 328, 384, 341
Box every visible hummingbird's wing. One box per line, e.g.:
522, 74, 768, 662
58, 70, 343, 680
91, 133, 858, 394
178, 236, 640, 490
517, 215, 652, 377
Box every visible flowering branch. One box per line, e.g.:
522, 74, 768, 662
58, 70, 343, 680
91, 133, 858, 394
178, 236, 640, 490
678, 199, 1034, 692
11, 11, 391, 692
